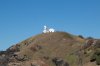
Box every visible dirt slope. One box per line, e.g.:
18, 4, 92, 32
0, 32, 100, 66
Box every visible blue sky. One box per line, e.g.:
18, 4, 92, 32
0, 0, 100, 50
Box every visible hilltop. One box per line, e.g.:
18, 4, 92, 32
0, 32, 100, 66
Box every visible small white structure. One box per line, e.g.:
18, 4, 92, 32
43, 25, 55, 33
49, 28, 55, 32
43, 26, 48, 33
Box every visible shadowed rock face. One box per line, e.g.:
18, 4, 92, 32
7, 44, 20, 53
94, 40, 100, 48
0, 55, 8, 66
52, 57, 69, 66
8, 63, 21, 66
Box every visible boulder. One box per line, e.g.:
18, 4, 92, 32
8, 63, 21, 66
52, 57, 69, 66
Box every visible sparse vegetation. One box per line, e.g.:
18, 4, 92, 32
90, 49, 100, 65
0, 32, 99, 66
78, 35, 84, 39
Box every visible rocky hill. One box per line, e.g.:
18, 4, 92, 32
0, 32, 100, 66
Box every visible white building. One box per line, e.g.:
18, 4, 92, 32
43, 26, 55, 33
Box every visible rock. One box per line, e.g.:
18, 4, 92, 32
94, 40, 100, 48
82, 39, 94, 50
15, 55, 28, 61
7, 44, 20, 52
31, 60, 48, 66
52, 57, 69, 66
16, 55, 24, 61
8, 63, 21, 66
0, 57, 8, 66
30, 45, 42, 52
0, 55, 9, 64
43, 56, 49, 60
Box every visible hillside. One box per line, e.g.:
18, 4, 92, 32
0, 32, 100, 66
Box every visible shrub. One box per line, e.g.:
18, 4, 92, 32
96, 56, 100, 65
90, 54, 96, 62
78, 35, 84, 39
90, 49, 100, 65
87, 37, 94, 39
52, 57, 69, 66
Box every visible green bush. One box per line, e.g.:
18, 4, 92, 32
96, 56, 100, 65
90, 49, 100, 65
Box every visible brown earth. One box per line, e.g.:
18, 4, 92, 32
0, 32, 100, 66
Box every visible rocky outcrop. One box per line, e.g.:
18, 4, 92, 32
8, 63, 21, 66
31, 60, 49, 66
7, 44, 20, 52
52, 57, 69, 66
29, 45, 42, 52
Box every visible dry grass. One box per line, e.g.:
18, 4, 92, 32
13, 32, 87, 66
